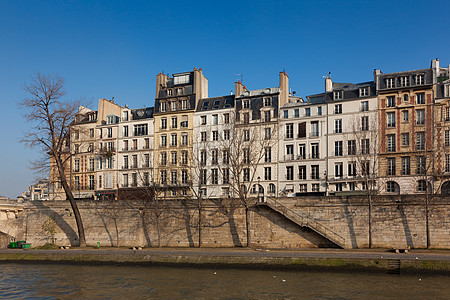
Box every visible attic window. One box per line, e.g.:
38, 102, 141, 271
213, 100, 221, 106
416, 74, 424, 85
174, 74, 189, 85
359, 87, 369, 97
202, 101, 209, 107
243, 100, 250, 108
333, 90, 343, 100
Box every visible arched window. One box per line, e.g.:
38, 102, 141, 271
386, 181, 400, 193
442, 181, 450, 195
268, 184, 276, 194
251, 184, 264, 194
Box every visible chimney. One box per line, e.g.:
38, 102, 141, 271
155, 73, 169, 99
373, 69, 382, 90
325, 72, 333, 93
431, 58, 440, 83
279, 71, 289, 106
235, 81, 245, 96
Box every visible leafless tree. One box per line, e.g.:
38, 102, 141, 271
347, 114, 379, 248
20, 73, 87, 247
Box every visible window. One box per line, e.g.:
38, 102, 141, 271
264, 167, 272, 180
200, 150, 207, 166
211, 149, 218, 165
123, 156, 129, 169
144, 154, 150, 168
160, 152, 167, 165
212, 131, 219, 141
212, 114, 218, 125
200, 170, 207, 185
386, 181, 399, 193
361, 101, 369, 112
348, 140, 356, 155
88, 143, 94, 153
361, 116, 369, 131
74, 159, 80, 172
170, 133, 177, 147
222, 150, 229, 164
348, 162, 356, 176
132, 139, 137, 150
387, 96, 395, 107
243, 129, 250, 141
386, 78, 394, 89
400, 76, 409, 87
181, 151, 188, 165
171, 101, 177, 111
285, 145, 294, 160
401, 133, 410, 146
311, 143, 319, 159
182, 99, 188, 110
417, 156, 426, 175
416, 132, 425, 150
361, 139, 370, 155
286, 166, 294, 180
387, 134, 396, 152
144, 138, 149, 149
89, 158, 95, 171
334, 119, 342, 133
269, 183, 276, 193
224, 113, 230, 124
335, 141, 343, 156
334, 104, 342, 114
161, 134, 167, 147
161, 118, 167, 129
201, 131, 207, 142
416, 93, 425, 104
402, 110, 409, 122
299, 184, 307, 192
265, 128, 271, 140
134, 124, 148, 136
201, 116, 207, 125
264, 111, 271, 122
171, 152, 177, 165
416, 74, 424, 85
446, 130, 450, 146
123, 174, 129, 187
416, 109, 425, 125
160, 102, 166, 112
359, 87, 369, 97
284, 110, 289, 118
297, 122, 306, 138
243, 168, 250, 181
334, 91, 343, 100
334, 163, 343, 178
181, 170, 188, 184
265, 147, 271, 163
305, 108, 310, 117
89, 175, 95, 190
312, 183, 319, 192
243, 100, 250, 108
317, 107, 322, 115
171, 171, 177, 185
311, 165, 319, 179
181, 116, 188, 128
243, 148, 250, 164
387, 112, 396, 127
89, 128, 94, 138
286, 123, 294, 139
402, 157, 410, 175
181, 133, 188, 146
131, 173, 137, 187
167, 89, 173, 96
298, 144, 306, 159
223, 129, 230, 140
403, 94, 409, 102
311, 121, 319, 137
211, 169, 218, 185
243, 113, 250, 124
264, 97, 271, 106
222, 169, 229, 184
387, 158, 396, 175
107, 128, 112, 138
446, 154, 450, 173
174, 74, 189, 85
298, 166, 306, 180
417, 180, 428, 192
171, 117, 177, 128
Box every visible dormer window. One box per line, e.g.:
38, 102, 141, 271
333, 90, 343, 100
174, 74, 189, 85
167, 89, 173, 96
160, 102, 166, 112
106, 115, 118, 124
243, 100, 250, 108
400, 76, 409, 87
177, 88, 183, 95
182, 99, 188, 110
122, 111, 128, 121
264, 97, 271, 106
386, 78, 394, 89
359, 87, 369, 97
416, 74, 424, 85
171, 101, 177, 111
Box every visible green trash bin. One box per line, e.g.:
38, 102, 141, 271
17, 241, 26, 249
9, 242, 17, 249
21, 244, 31, 249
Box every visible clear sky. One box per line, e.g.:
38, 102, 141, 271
1, 0, 449, 198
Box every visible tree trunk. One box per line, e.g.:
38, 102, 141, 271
426, 193, 430, 249
198, 206, 202, 248
157, 215, 161, 248
114, 218, 119, 247
368, 193, 372, 249
245, 206, 251, 247
61, 178, 86, 247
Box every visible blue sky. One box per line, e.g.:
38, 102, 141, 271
1, 0, 449, 198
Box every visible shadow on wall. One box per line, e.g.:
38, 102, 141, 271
29, 201, 78, 246
0, 232, 13, 248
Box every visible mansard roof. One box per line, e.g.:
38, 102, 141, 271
131, 107, 154, 120
196, 95, 235, 112
236, 87, 280, 98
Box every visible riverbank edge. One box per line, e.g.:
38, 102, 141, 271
0, 250, 449, 275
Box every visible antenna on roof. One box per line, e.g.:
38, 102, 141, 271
235, 74, 243, 83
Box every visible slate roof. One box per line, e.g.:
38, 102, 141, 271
196, 95, 235, 112
131, 107, 154, 120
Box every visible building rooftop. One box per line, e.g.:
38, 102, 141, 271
196, 95, 235, 112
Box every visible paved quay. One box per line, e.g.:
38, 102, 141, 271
0, 248, 449, 274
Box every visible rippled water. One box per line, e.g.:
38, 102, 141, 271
0, 263, 449, 299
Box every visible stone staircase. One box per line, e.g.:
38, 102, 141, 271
257, 198, 346, 248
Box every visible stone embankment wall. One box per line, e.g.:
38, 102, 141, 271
2, 195, 449, 249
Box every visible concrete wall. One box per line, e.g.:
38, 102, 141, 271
2, 195, 449, 249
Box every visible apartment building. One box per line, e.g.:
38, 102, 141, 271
375, 59, 447, 194
153, 68, 208, 198
117, 106, 154, 192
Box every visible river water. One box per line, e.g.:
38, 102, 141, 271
0, 263, 449, 299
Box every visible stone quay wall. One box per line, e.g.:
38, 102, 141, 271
1, 195, 449, 249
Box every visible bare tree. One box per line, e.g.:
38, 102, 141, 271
20, 73, 87, 247
347, 114, 379, 248
219, 112, 278, 247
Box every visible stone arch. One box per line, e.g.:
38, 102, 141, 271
386, 181, 400, 194
442, 181, 450, 195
